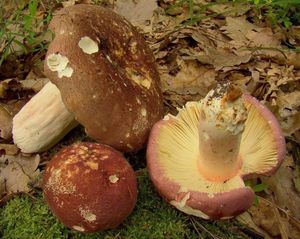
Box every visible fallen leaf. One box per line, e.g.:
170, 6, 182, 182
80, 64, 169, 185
276, 91, 300, 136
161, 59, 216, 95
261, 156, 300, 219
185, 47, 252, 69
0, 154, 40, 197
0, 144, 19, 155
113, 0, 158, 28
221, 17, 255, 44
208, 3, 251, 17
237, 212, 271, 239
0, 105, 13, 140
247, 196, 300, 239
20, 78, 49, 93
61, 0, 77, 8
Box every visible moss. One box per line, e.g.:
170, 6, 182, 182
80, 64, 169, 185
0, 194, 68, 239
0, 170, 251, 239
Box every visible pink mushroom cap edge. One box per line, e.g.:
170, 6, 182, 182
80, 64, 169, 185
147, 94, 286, 219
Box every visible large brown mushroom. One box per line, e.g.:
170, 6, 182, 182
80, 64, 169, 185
44, 4, 163, 152
43, 142, 137, 232
147, 83, 286, 219
12, 4, 163, 153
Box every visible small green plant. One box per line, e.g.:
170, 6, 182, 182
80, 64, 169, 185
245, 180, 268, 205
0, 0, 53, 66
166, 0, 300, 28
249, 0, 300, 28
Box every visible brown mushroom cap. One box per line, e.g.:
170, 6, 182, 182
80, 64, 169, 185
147, 93, 285, 219
44, 4, 163, 152
43, 142, 137, 232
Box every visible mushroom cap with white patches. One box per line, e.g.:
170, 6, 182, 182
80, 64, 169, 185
44, 4, 164, 152
147, 92, 285, 219
43, 142, 137, 232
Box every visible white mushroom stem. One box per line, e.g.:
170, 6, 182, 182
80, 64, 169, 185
197, 84, 248, 182
13, 82, 78, 153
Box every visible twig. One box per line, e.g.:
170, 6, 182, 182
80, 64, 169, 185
189, 216, 222, 239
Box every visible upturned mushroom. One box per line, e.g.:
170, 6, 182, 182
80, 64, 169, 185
13, 4, 163, 153
147, 83, 286, 219
43, 142, 137, 232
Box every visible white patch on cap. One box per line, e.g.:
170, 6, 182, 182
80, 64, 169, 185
79, 207, 97, 222
170, 192, 210, 219
47, 53, 69, 71
208, 193, 215, 198
109, 175, 119, 183
58, 66, 73, 78
203, 132, 210, 141
73, 225, 85, 232
141, 108, 147, 117
47, 53, 73, 78
170, 200, 210, 219
78, 36, 99, 54
126, 67, 152, 89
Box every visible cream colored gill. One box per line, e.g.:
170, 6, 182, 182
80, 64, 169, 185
157, 102, 245, 194
240, 101, 279, 175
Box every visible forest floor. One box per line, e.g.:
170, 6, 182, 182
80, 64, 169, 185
0, 0, 300, 238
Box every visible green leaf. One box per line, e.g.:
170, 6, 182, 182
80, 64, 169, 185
252, 183, 268, 193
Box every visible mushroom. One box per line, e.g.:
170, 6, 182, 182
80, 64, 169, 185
12, 4, 163, 153
147, 83, 286, 219
43, 142, 137, 232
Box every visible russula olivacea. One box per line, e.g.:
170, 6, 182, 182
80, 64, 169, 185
147, 83, 286, 219
12, 4, 163, 153
43, 142, 137, 232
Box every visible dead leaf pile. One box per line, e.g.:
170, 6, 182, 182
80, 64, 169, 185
0, 151, 40, 200
129, 5, 300, 135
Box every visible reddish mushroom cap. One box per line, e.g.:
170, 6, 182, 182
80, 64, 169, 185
43, 142, 137, 232
147, 93, 285, 219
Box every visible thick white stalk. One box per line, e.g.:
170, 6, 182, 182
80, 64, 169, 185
13, 82, 78, 153
197, 84, 248, 182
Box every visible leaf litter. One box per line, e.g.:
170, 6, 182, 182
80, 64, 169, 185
0, 0, 300, 238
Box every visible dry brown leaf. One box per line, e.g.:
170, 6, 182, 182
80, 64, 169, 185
159, 59, 217, 98
275, 91, 300, 136
208, 3, 251, 17
61, 0, 77, 8
237, 212, 271, 239
0, 144, 19, 155
261, 156, 300, 219
222, 17, 281, 58
113, 0, 158, 28
189, 47, 252, 69
245, 197, 300, 239
0, 154, 40, 197
221, 17, 255, 44
0, 105, 13, 140
20, 78, 49, 93
271, 51, 300, 69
